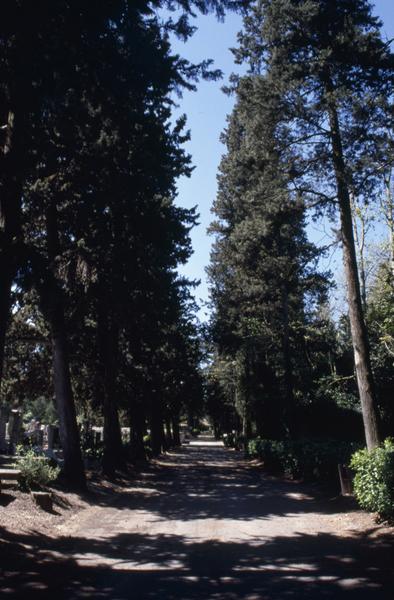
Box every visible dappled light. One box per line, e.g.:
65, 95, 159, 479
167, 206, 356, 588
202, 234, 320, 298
1, 441, 393, 599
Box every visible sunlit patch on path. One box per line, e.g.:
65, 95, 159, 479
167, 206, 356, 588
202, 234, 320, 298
1, 436, 393, 599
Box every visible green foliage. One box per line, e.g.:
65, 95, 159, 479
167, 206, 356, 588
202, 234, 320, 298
2, 306, 52, 409
248, 438, 361, 482
206, 0, 394, 446
236, 0, 393, 446
367, 263, 394, 434
16, 449, 60, 491
208, 74, 329, 438
23, 397, 58, 426
350, 438, 394, 521
0, 0, 218, 477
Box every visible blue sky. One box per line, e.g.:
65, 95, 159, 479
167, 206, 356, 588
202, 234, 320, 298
171, 2, 394, 320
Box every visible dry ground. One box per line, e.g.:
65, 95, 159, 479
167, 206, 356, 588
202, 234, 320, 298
0, 439, 393, 599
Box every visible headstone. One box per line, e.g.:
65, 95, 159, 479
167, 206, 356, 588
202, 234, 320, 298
92, 426, 104, 443
26, 419, 44, 447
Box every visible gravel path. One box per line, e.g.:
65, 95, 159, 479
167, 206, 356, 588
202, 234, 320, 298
1, 438, 393, 599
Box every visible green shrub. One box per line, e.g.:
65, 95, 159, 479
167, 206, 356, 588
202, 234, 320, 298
350, 438, 394, 521
247, 437, 361, 482
16, 449, 60, 491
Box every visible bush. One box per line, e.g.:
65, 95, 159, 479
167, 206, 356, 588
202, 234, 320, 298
350, 438, 394, 521
16, 449, 60, 491
247, 437, 361, 482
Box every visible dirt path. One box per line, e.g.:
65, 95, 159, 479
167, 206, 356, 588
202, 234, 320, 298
1, 439, 393, 599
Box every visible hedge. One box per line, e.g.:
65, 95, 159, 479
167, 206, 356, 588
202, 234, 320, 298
247, 437, 361, 482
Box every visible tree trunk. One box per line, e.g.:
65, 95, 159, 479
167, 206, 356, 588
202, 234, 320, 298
0, 271, 12, 389
255, 410, 265, 438
50, 301, 86, 487
165, 416, 173, 448
149, 394, 164, 456
43, 202, 85, 487
160, 420, 166, 452
260, 362, 281, 439
281, 284, 295, 437
102, 393, 123, 475
237, 346, 252, 444
325, 86, 380, 449
129, 401, 146, 461
172, 416, 181, 446
96, 302, 124, 475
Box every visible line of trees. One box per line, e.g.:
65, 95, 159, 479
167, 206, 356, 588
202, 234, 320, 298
0, 1, 247, 487
1, 1, 393, 490
207, 0, 394, 448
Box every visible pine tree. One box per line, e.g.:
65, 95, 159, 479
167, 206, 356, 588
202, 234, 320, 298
209, 74, 327, 439
235, 0, 394, 448
2, 0, 233, 481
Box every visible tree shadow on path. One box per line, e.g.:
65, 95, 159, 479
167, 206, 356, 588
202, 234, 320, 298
1, 525, 393, 599
81, 444, 361, 522
0, 442, 393, 599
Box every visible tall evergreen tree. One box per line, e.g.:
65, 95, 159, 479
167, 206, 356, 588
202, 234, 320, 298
2, 0, 241, 482
234, 0, 394, 448
209, 74, 327, 439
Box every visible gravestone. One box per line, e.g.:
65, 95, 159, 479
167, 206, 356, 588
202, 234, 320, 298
26, 419, 44, 446
92, 427, 103, 443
